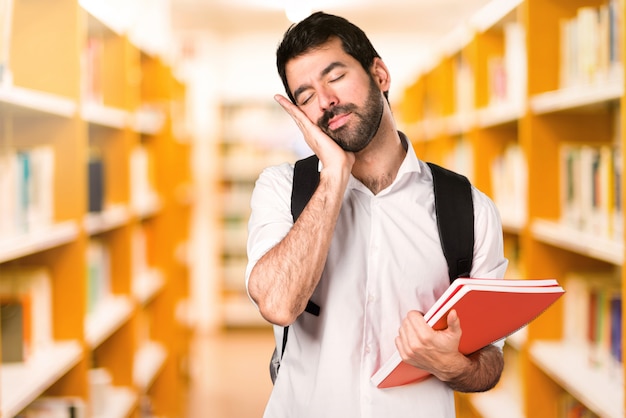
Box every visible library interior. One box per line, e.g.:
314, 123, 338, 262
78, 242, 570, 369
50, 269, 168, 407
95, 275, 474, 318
0, 0, 624, 417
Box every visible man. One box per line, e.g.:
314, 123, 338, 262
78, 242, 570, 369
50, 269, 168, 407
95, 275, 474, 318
246, 11, 508, 417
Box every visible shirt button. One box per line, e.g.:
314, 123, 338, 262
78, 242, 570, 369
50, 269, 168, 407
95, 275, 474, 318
368, 293, 376, 303
365, 345, 371, 354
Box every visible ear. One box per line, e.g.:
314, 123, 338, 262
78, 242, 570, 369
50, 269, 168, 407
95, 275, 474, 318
370, 57, 391, 92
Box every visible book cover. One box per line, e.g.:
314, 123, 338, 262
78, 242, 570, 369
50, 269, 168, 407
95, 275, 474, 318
0, 267, 53, 359
371, 278, 564, 389
1, 298, 28, 362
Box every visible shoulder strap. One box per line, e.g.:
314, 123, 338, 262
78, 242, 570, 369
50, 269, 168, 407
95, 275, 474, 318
426, 162, 474, 281
291, 154, 320, 222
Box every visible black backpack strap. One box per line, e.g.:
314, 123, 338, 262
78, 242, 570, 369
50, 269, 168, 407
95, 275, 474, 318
291, 154, 320, 222
427, 162, 474, 281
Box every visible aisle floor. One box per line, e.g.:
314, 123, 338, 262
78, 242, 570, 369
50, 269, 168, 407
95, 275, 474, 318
185, 327, 275, 418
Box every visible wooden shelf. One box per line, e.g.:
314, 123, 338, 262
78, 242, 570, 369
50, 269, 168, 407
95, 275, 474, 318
133, 269, 165, 305
530, 341, 623, 418
0, 84, 76, 117
0, 221, 80, 263
469, 387, 524, 418
476, 102, 523, 128
1, 341, 83, 418
133, 107, 166, 135
81, 102, 130, 129
531, 219, 623, 265
134, 341, 167, 392
85, 296, 134, 348
84, 205, 132, 235
530, 78, 623, 115
102, 386, 138, 418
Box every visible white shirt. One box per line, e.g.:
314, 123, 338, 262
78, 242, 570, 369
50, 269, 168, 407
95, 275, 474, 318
246, 137, 508, 418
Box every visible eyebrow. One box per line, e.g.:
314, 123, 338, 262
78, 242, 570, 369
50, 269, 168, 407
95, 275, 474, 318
293, 61, 348, 104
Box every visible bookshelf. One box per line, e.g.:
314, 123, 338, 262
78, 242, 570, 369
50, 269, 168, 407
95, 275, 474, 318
217, 101, 301, 328
397, 0, 624, 417
0, 0, 191, 417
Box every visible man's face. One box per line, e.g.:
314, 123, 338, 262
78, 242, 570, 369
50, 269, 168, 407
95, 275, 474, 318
285, 38, 385, 152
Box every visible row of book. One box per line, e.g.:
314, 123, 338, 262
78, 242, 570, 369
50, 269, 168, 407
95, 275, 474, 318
560, 0, 623, 88
0, 267, 52, 363
559, 392, 601, 418
485, 21, 527, 108
0, 146, 55, 240
491, 143, 527, 227
447, 20, 527, 119
559, 142, 623, 241
563, 270, 622, 373
2, 231, 153, 363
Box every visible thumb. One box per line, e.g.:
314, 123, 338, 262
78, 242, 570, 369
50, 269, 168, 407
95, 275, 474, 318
446, 309, 461, 334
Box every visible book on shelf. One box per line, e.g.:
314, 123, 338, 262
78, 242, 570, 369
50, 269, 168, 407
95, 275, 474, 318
1, 297, 29, 362
130, 144, 158, 213
86, 238, 111, 314
559, 142, 621, 241
82, 35, 103, 104
87, 149, 105, 213
371, 278, 564, 389
563, 271, 622, 371
88, 368, 112, 417
491, 143, 527, 226
0, 146, 55, 240
491, 20, 527, 108
0, 267, 52, 362
559, 1, 623, 88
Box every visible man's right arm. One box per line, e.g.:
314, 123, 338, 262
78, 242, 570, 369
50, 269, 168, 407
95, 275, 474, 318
247, 94, 354, 327
247, 166, 349, 326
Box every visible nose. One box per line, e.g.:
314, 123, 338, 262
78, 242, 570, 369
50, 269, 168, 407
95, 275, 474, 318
318, 86, 338, 111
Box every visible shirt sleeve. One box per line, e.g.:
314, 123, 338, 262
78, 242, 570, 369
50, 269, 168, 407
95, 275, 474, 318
468, 187, 509, 350
469, 186, 509, 280
245, 162, 295, 298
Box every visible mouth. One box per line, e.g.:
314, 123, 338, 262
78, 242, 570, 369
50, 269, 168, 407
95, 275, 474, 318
327, 112, 351, 131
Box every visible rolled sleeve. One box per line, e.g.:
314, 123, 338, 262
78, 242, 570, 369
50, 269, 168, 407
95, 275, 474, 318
245, 163, 295, 297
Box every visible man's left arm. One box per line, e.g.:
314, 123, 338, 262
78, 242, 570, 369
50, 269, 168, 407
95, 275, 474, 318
396, 309, 504, 392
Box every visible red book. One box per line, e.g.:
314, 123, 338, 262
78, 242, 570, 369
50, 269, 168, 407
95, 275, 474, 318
371, 278, 564, 389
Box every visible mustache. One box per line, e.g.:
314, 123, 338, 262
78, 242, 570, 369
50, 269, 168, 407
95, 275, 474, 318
318, 104, 357, 130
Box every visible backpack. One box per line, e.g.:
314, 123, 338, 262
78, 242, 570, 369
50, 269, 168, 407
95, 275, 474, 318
269, 154, 475, 383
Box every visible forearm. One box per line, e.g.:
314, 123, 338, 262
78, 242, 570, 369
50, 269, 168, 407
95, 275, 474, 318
248, 171, 346, 326
441, 345, 504, 393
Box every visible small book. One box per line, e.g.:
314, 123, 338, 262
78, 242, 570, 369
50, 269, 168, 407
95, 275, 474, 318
371, 278, 564, 389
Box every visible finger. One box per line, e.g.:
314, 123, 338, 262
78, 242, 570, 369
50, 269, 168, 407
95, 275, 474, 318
274, 94, 313, 128
446, 309, 461, 334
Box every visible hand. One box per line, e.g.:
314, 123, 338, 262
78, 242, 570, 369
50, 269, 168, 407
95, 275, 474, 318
395, 309, 470, 381
274, 94, 355, 177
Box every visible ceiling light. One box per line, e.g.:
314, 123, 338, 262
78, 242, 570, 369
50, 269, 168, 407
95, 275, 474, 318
285, 0, 312, 23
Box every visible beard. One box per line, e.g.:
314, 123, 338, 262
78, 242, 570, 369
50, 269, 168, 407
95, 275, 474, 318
317, 76, 385, 152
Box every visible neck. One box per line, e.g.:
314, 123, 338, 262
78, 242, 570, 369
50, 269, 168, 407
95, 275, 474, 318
351, 113, 406, 195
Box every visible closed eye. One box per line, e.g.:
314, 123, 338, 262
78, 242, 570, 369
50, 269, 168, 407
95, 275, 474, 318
300, 92, 314, 106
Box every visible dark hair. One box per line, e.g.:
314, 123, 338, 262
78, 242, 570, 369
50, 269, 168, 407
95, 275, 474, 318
276, 12, 385, 103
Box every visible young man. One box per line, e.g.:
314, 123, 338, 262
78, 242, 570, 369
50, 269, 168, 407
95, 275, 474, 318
246, 11, 508, 417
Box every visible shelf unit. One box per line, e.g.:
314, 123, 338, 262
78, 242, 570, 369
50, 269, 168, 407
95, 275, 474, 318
0, 0, 191, 416
397, 0, 624, 417
217, 101, 299, 328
